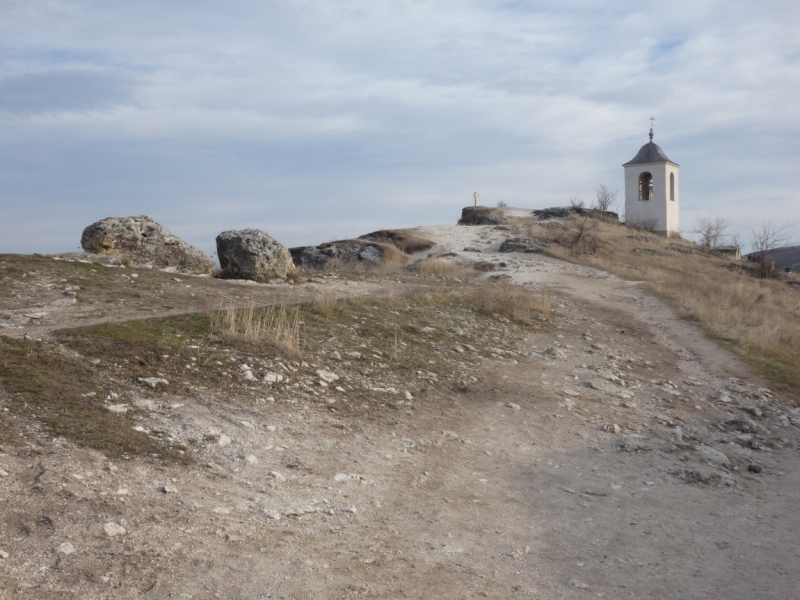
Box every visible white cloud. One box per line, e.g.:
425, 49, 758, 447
0, 0, 798, 254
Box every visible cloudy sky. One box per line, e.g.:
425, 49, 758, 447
1, 0, 798, 257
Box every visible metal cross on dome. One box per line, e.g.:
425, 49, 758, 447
649, 116, 655, 141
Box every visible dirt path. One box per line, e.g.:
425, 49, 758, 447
1, 230, 799, 599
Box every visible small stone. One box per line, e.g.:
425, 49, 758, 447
264, 509, 281, 520
246, 455, 258, 464
106, 404, 129, 414
696, 444, 731, 469
270, 471, 286, 482
104, 522, 127, 537
614, 436, 651, 453
0, 469, 8, 477
0, 550, 8, 559
603, 423, 621, 434
263, 372, 284, 383
316, 369, 339, 384
218, 434, 232, 447
116, 488, 130, 495
346, 506, 357, 514
160, 485, 178, 494
544, 347, 566, 359
569, 578, 588, 589
504, 402, 521, 411
136, 377, 169, 389
58, 542, 75, 555
748, 464, 763, 474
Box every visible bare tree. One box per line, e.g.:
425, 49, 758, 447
593, 184, 619, 212
496, 199, 508, 208
729, 230, 742, 251
692, 217, 730, 249
569, 196, 585, 210
750, 221, 796, 278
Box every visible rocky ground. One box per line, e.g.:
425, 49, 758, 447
1, 219, 799, 599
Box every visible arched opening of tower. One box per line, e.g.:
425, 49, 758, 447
639, 172, 653, 201
670, 173, 675, 201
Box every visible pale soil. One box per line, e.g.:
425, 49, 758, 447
1, 223, 799, 599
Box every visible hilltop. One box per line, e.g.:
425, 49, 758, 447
1, 208, 799, 599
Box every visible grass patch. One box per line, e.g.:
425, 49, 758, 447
0, 336, 186, 460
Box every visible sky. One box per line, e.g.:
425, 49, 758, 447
1, 0, 799, 258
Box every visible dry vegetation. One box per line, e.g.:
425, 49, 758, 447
209, 300, 303, 354
527, 217, 800, 391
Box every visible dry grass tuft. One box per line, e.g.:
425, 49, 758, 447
452, 281, 551, 324
310, 289, 343, 319
210, 300, 303, 355
407, 257, 478, 277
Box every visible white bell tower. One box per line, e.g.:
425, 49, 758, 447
623, 125, 679, 235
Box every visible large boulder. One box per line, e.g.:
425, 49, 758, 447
216, 229, 295, 282
81, 216, 213, 274
289, 240, 407, 270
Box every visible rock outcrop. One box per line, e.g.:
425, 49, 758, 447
533, 206, 619, 223
457, 207, 507, 226
289, 240, 407, 270
81, 216, 213, 274
498, 237, 548, 253
215, 229, 294, 282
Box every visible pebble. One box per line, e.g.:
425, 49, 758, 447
103, 522, 127, 537
136, 377, 169, 389
58, 542, 75, 555
246, 455, 258, 464
603, 423, 621, 434
0, 469, 8, 477
0, 550, 8, 559
264, 509, 281, 520
748, 464, 763, 474
161, 485, 178, 494
218, 434, 232, 447
504, 402, 521, 411
106, 404, 129, 414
